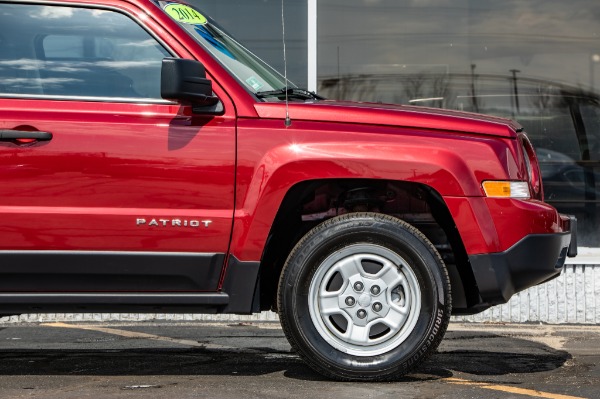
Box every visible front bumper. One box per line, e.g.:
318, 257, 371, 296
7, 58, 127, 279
468, 215, 576, 305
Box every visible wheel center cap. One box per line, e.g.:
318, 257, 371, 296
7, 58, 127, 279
358, 293, 371, 307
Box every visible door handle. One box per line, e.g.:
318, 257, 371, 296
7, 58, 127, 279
0, 130, 53, 142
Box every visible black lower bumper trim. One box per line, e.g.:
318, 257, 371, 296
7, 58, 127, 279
469, 230, 572, 305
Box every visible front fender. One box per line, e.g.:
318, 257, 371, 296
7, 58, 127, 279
229, 118, 521, 261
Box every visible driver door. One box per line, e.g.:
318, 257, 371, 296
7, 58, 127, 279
0, 2, 235, 293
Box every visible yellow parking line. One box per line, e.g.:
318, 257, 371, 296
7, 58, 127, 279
445, 377, 587, 399
41, 322, 248, 351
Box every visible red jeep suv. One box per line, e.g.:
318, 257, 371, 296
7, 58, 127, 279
0, 0, 576, 380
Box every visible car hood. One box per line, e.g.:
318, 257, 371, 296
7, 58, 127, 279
254, 100, 521, 138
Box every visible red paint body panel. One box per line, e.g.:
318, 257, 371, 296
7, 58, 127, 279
0, 99, 235, 253
444, 197, 566, 254
229, 117, 531, 260
254, 102, 521, 137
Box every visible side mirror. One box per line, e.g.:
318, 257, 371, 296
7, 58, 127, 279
161, 58, 220, 108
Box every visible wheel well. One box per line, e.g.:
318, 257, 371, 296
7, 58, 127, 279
258, 179, 481, 313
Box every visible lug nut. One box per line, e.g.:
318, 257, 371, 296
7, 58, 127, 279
372, 302, 383, 312
345, 297, 356, 306
353, 282, 364, 292
357, 309, 367, 319
370, 285, 381, 295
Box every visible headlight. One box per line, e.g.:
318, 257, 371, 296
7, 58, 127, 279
521, 135, 543, 200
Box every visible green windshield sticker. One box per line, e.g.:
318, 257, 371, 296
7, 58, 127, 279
246, 76, 263, 91
164, 4, 207, 25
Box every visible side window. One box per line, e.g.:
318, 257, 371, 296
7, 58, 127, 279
0, 3, 170, 100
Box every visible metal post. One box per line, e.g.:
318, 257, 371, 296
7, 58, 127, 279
307, 0, 317, 92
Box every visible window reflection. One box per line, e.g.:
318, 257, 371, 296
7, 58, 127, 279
318, 0, 600, 245
0, 4, 169, 99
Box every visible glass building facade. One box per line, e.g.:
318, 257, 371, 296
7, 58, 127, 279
193, 0, 600, 247
190, 0, 308, 87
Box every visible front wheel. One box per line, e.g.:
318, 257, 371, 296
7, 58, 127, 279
278, 213, 451, 381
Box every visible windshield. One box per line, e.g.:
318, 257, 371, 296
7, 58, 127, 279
156, 1, 291, 95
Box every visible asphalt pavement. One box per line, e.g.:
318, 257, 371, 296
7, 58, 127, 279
0, 321, 598, 399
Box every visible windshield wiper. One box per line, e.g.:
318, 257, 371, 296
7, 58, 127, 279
256, 88, 325, 100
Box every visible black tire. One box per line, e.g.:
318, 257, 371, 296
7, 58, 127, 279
277, 213, 451, 381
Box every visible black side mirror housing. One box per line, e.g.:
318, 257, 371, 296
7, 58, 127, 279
161, 58, 220, 109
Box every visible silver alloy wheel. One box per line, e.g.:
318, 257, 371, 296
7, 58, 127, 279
308, 244, 421, 356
